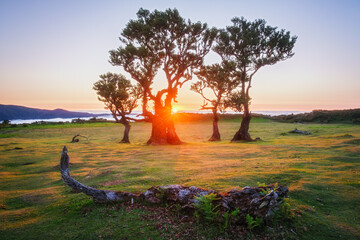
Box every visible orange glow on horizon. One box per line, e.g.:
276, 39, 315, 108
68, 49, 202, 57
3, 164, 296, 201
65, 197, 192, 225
2, 101, 358, 113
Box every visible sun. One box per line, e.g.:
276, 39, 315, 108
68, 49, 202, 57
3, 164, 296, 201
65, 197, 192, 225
171, 108, 178, 114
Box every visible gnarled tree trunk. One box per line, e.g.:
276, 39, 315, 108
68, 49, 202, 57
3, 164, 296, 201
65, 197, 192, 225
117, 117, 131, 144
120, 122, 131, 143
147, 92, 182, 145
147, 115, 168, 145
209, 110, 220, 141
231, 103, 252, 142
148, 113, 181, 145
166, 115, 182, 144
164, 91, 181, 144
147, 97, 168, 145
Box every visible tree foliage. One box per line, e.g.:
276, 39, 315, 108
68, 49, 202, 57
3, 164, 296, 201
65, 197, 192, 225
191, 62, 239, 141
110, 8, 218, 113
106, 11, 296, 143
109, 8, 218, 144
215, 17, 297, 109
224, 90, 251, 113
93, 72, 141, 123
192, 61, 238, 112
214, 17, 297, 141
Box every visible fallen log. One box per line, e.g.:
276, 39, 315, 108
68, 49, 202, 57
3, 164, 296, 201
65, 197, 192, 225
60, 146, 289, 220
71, 134, 89, 143
60, 146, 136, 202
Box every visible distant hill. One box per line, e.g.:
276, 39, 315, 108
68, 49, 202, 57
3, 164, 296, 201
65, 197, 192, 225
0, 104, 100, 121
172, 109, 360, 124
270, 109, 360, 124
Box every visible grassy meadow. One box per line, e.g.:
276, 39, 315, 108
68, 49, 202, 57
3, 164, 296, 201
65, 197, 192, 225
0, 117, 359, 239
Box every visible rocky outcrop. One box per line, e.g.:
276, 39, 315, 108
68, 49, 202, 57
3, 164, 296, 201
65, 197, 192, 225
140, 184, 288, 221
289, 128, 311, 135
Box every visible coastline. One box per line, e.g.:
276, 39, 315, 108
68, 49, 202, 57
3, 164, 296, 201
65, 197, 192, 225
8, 110, 309, 124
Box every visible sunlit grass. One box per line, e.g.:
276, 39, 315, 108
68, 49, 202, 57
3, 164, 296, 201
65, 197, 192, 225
0, 119, 359, 239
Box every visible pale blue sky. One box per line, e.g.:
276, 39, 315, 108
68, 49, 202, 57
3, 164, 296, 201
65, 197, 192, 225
0, 0, 359, 111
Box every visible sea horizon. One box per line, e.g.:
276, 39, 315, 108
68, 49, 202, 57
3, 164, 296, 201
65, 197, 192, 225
9, 110, 310, 124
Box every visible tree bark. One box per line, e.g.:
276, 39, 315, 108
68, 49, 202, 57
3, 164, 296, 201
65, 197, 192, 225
120, 122, 131, 143
209, 110, 220, 141
231, 103, 253, 142
147, 92, 182, 145
166, 114, 182, 144
60, 146, 137, 203
147, 112, 182, 145
147, 96, 168, 145
147, 114, 168, 145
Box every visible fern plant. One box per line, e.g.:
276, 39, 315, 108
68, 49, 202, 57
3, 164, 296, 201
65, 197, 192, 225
223, 208, 240, 229
193, 193, 220, 222
246, 214, 263, 231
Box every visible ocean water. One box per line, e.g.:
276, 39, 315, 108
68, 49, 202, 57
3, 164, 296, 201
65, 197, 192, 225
9, 110, 309, 124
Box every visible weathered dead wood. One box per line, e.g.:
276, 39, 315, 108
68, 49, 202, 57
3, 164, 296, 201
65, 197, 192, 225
60, 146, 289, 220
71, 134, 89, 143
289, 128, 311, 135
60, 146, 136, 202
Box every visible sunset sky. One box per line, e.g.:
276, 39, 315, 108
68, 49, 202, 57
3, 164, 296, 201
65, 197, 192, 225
0, 0, 359, 112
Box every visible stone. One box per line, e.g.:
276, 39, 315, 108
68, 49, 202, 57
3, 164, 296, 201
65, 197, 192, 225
259, 201, 269, 209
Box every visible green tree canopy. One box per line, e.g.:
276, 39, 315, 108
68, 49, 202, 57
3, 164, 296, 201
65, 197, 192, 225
191, 61, 238, 141
93, 72, 140, 122
110, 8, 217, 144
192, 61, 238, 112
215, 17, 297, 141
93, 72, 141, 143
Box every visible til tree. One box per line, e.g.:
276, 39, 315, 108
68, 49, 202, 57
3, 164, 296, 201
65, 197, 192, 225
215, 17, 297, 141
110, 8, 217, 145
191, 62, 238, 141
93, 72, 141, 143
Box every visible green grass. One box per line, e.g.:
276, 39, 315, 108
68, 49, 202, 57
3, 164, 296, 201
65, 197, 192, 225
0, 119, 359, 239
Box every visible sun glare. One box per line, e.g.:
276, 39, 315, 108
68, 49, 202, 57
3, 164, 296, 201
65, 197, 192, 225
172, 108, 178, 114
